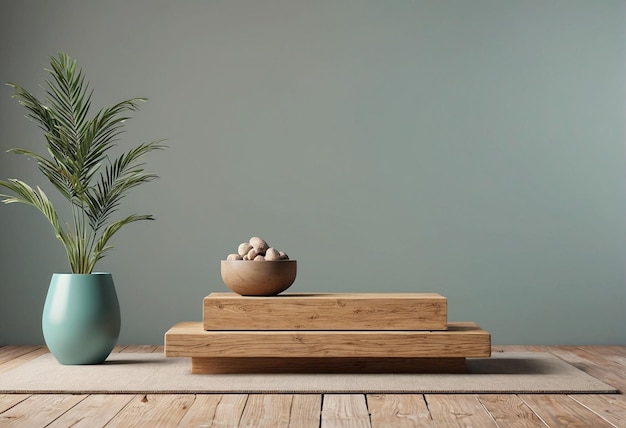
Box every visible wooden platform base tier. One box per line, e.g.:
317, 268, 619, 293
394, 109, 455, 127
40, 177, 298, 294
164, 321, 490, 374
203, 292, 448, 331
190, 357, 467, 374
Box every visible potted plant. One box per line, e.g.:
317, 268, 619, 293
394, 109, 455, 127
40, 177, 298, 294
0, 52, 165, 364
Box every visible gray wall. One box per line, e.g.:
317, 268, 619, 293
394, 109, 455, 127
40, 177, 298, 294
1, 1, 624, 345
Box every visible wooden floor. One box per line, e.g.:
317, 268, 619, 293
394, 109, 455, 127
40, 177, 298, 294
0, 345, 624, 427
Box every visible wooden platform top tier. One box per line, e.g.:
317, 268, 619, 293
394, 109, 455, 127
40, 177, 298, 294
204, 292, 448, 331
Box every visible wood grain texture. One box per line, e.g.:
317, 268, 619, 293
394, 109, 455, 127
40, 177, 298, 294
238, 394, 293, 427
0, 346, 48, 374
578, 346, 626, 366
174, 394, 223, 426
545, 346, 626, 393
46, 395, 135, 428
321, 394, 371, 428
166, 321, 491, 358
119, 345, 161, 353
204, 292, 448, 331
424, 394, 499, 427
570, 394, 626, 427
177, 394, 247, 427
367, 394, 431, 427
520, 394, 615, 427
0, 347, 49, 375
289, 395, 323, 428
191, 356, 466, 374
105, 394, 195, 428
0, 394, 30, 414
478, 394, 546, 428
0, 394, 87, 427
0, 345, 43, 363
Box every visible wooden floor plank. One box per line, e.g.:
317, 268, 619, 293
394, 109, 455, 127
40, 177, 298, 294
176, 394, 249, 427
424, 394, 498, 427
0, 394, 86, 427
576, 346, 626, 367
478, 394, 547, 427
289, 394, 322, 428
367, 394, 431, 427
104, 394, 195, 427
239, 394, 293, 427
119, 345, 161, 353
209, 394, 248, 426
46, 394, 135, 428
544, 346, 626, 393
570, 394, 626, 427
0, 346, 43, 363
175, 394, 224, 426
0, 347, 49, 375
322, 394, 371, 428
520, 395, 615, 428
493, 345, 550, 353
0, 394, 30, 414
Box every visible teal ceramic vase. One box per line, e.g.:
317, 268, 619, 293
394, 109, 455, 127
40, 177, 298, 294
42, 273, 121, 365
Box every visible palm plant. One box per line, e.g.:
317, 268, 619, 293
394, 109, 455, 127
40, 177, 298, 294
0, 52, 165, 274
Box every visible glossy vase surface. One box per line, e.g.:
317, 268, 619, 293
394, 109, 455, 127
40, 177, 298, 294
42, 273, 121, 365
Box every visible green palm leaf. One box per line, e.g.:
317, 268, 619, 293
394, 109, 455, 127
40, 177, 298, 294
85, 139, 165, 231
0, 52, 165, 273
88, 214, 154, 272
0, 179, 68, 245
6, 148, 74, 200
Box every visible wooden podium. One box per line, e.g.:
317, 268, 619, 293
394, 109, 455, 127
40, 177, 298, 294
164, 293, 491, 374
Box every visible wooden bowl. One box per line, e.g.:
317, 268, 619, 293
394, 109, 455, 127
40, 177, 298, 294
220, 260, 297, 296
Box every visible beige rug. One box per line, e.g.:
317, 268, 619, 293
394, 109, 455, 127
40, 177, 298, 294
0, 352, 617, 394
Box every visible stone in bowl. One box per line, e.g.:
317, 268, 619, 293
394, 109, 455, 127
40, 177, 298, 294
221, 260, 297, 296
